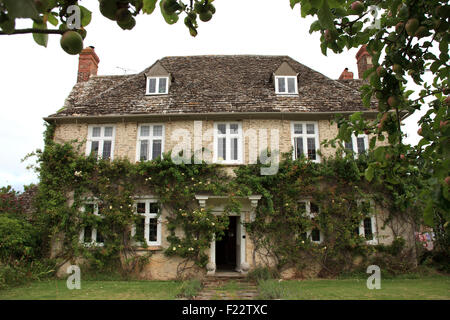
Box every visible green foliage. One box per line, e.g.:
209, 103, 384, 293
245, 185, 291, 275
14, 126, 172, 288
257, 279, 286, 299
24, 124, 427, 278
177, 278, 203, 298
292, 0, 449, 257
247, 266, 279, 282
0, 216, 40, 263
0, 0, 217, 48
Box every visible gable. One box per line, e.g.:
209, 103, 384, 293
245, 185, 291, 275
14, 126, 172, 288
144, 61, 170, 77
274, 62, 298, 76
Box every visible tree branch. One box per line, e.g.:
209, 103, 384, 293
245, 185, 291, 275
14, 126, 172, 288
0, 28, 64, 36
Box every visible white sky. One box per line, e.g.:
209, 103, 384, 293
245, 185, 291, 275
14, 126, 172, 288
0, 0, 424, 191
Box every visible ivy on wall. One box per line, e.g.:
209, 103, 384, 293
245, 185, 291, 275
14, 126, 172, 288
28, 123, 424, 277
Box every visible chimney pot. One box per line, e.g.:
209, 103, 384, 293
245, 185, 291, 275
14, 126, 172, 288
355, 45, 373, 79
339, 67, 354, 80
77, 46, 100, 83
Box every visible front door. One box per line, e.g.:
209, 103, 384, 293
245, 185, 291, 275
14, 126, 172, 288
215, 216, 237, 271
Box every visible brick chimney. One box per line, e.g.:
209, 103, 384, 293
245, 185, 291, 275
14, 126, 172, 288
355, 45, 373, 79
77, 46, 100, 82
339, 68, 354, 80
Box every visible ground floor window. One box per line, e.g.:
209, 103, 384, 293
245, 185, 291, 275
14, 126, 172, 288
79, 202, 104, 246
299, 200, 323, 243
132, 199, 161, 246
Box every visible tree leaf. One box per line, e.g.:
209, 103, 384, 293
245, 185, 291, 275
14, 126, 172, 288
290, 0, 301, 9
32, 21, 48, 47
79, 6, 92, 27
160, 1, 179, 25
47, 13, 58, 27
365, 165, 374, 182
3, 0, 40, 19
143, 0, 158, 14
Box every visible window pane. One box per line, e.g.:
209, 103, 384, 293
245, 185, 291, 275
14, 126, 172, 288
311, 229, 320, 242
357, 137, 366, 154
149, 218, 158, 242
231, 138, 238, 160
92, 127, 101, 137
345, 140, 353, 151
287, 78, 296, 93
96, 229, 104, 243
294, 124, 302, 134
149, 202, 159, 214
218, 137, 226, 160
298, 202, 306, 213
153, 125, 163, 136
158, 78, 167, 93
230, 124, 238, 134
152, 140, 162, 160
295, 137, 303, 159
104, 127, 113, 137
102, 141, 112, 160
217, 124, 226, 135
140, 140, 148, 161
84, 226, 92, 242
135, 216, 145, 242
364, 218, 373, 240
307, 137, 316, 160
148, 78, 156, 93
306, 124, 315, 134
90, 141, 99, 157
277, 77, 286, 92
85, 204, 95, 214
310, 202, 319, 214
137, 202, 146, 214
140, 126, 150, 137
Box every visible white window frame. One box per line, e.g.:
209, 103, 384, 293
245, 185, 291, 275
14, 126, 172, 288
299, 200, 323, 244
213, 122, 243, 165
136, 124, 165, 162
79, 201, 104, 247
344, 134, 369, 158
131, 199, 162, 246
85, 125, 115, 160
146, 76, 169, 95
291, 122, 321, 163
357, 200, 378, 245
275, 76, 298, 95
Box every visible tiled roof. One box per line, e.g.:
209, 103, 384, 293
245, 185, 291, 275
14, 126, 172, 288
48, 55, 375, 118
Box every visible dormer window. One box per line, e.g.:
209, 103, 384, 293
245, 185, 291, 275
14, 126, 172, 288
146, 77, 169, 95
275, 76, 298, 95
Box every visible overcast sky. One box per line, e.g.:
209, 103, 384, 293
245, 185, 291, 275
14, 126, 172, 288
0, 0, 424, 192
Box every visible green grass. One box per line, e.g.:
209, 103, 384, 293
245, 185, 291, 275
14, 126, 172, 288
257, 276, 450, 300
0, 280, 183, 300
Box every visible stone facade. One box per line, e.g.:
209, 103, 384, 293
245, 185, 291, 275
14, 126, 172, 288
51, 117, 413, 280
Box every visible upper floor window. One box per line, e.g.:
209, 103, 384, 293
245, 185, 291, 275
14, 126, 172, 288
132, 199, 161, 246
345, 134, 368, 156
275, 76, 298, 95
137, 124, 164, 161
213, 122, 243, 164
86, 125, 115, 160
146, 77, 169, 95
291, 122, 320, 162
79, 202, 104, 246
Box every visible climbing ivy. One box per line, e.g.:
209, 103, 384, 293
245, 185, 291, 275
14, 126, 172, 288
27, 123, 426, 277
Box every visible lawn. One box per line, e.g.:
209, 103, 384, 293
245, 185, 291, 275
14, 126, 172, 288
0, 280, 183, 300
257, 276, 450, 300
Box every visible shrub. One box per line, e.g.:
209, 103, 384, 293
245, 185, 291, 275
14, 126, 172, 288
257, 280, 285, 299
177, 279, 203, 299
0, 216, 39, 263
247, 267, 279, 282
